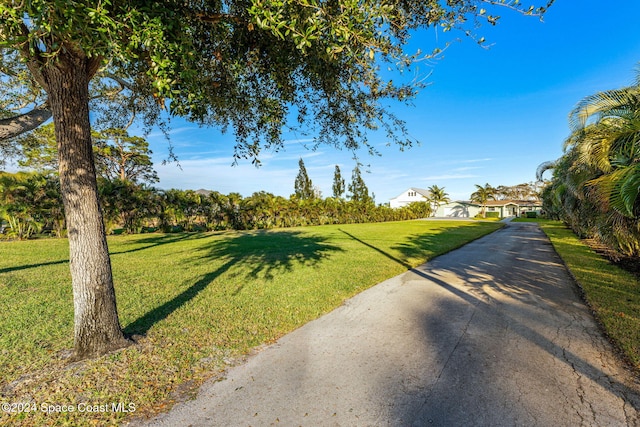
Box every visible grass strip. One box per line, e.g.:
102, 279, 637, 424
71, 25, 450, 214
0, 220, 501, 426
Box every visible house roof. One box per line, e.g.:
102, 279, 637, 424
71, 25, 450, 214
495, 199, 542, 207
484, 200, 521, 207
453, 199, 542, 207
411, 188, 431, 198
391, 188, 431, 200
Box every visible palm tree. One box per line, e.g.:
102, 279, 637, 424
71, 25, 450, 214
537, 73, 640, 256
427, 185, 449, 217
567, 76, 640, 217
470, 183, 496, 218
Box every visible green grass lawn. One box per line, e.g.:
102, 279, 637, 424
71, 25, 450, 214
0, 220, 502, 426
516, 218, 640, 368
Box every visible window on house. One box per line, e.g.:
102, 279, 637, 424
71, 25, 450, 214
488, 207, 496, 211
408, 191, 416, 197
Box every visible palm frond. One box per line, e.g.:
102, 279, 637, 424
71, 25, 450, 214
588, 165, 640, 217
568, 86, 640, 131
536, 160, 556, 181
619, 163, 640, 217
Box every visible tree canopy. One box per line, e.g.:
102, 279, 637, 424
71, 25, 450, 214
1, 0, 554, 156
427, 184, 449, 215
93, 128, 159, 184
471, 182, 496, 217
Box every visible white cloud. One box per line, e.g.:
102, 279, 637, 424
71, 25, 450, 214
282, 138, 316, 146
444, 158, 492, 165
421, 174, 479, 180
452, 166, 483, 172
154, 157, 298, 196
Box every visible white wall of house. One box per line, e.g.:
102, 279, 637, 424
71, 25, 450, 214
517, 204, 544, 217
389, 188, 429, 208
435, 202, 480, 218
485, 204, 518, 218
436, 201, 543, 218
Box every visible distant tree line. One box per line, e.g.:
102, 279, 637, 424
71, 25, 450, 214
1, 141, 432, 239
0, 171, 431, 239
1, 124, 550, 240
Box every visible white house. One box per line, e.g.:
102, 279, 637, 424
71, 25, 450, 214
434, 200, 544, 218
389, 188, 431, 208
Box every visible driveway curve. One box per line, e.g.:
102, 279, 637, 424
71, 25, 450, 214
133, 222, 640, 426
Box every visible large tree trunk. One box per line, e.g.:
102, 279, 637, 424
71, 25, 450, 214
43, 50, 130, 360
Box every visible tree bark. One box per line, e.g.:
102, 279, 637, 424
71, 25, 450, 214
42, 50, 130, 359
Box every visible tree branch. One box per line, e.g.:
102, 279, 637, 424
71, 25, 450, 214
195, 12, 244, 25
0, 102, 52, 140
102, 72, 135, 91
481, 0, 555, 20
87, 55, 104, 81
18, 22, 48, 91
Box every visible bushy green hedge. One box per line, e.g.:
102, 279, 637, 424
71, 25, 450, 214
0, 172, 434, 237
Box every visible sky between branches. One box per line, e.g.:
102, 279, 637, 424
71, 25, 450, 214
126, 1, 640, 202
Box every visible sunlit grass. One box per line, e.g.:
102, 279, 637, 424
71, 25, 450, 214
0, 220, 501, 426
525, 219, 640, 368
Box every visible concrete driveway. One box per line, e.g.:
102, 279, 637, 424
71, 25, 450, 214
134, 222, 640, 426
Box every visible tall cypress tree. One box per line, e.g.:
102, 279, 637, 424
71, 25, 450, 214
332, 165, 345, 199
294, 158, 315, 199
348, 163, 372, 204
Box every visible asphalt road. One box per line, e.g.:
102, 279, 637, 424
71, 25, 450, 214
133, 221, 640, 426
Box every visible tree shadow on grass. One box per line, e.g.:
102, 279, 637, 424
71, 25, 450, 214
110, 232, 211, 256
124, 230, 342, 336
0, 233, 209, 274
391, 222, 501, 265
338, 229, 412, 269
0, 258, 69, 274
338, 223, 498, 273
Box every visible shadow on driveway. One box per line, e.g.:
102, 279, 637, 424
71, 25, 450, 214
392, 222, 640, 425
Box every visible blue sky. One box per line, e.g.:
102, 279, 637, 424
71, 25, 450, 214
148, 1, 640, 203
